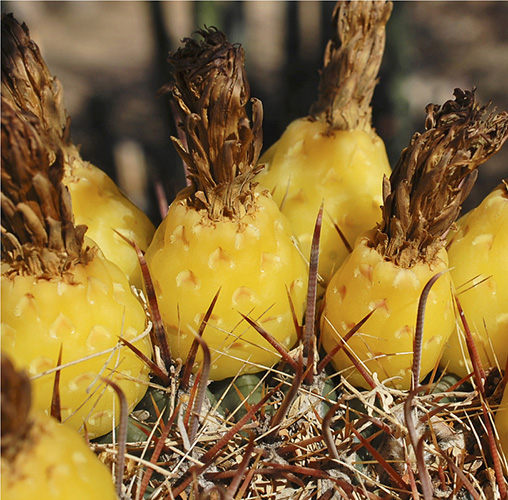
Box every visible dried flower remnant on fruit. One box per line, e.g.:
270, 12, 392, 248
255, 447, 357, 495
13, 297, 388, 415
145, 27, 308, 380
1, 93, 151, 439
1, 99, 94, 280
1, 14, 69, 144
310, 0, 393, 134
168, 28, 263, 221
1, 14, 155, 288
320, 88, 508, 391
1, 353, 118, 499
373, 88, 508, 268
255, 1, 392, 286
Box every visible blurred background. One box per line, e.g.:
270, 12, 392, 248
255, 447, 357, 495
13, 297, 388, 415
3, 1, 508, 224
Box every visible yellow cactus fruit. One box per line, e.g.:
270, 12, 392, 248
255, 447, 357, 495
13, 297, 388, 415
145, 29, 308, 381
256, 1, 392, 286
1, 353, 118, 500
321, 89, 508, 390
441, 180, 508, 377
322, 233, 453, 390
1, 14, 155, 288
62, 156, 155, 288
1, 99, 151, 438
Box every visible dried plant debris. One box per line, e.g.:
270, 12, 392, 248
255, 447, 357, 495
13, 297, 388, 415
90, 353, 506, 499
95, 156, 506, 500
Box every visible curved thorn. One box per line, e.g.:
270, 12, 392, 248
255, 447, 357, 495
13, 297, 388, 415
454, 292, 486, 392
322, 399, 342, 460
404, 386, 434, 500
167, 382, 283, 498
303, 202, 324, 384
100, 377, 128, 499
412, 270, 448, 390
187, 331, 211, 444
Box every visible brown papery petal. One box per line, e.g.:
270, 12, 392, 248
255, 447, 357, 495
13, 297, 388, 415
373, 88, 508, 268
167, 28, 263, 221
